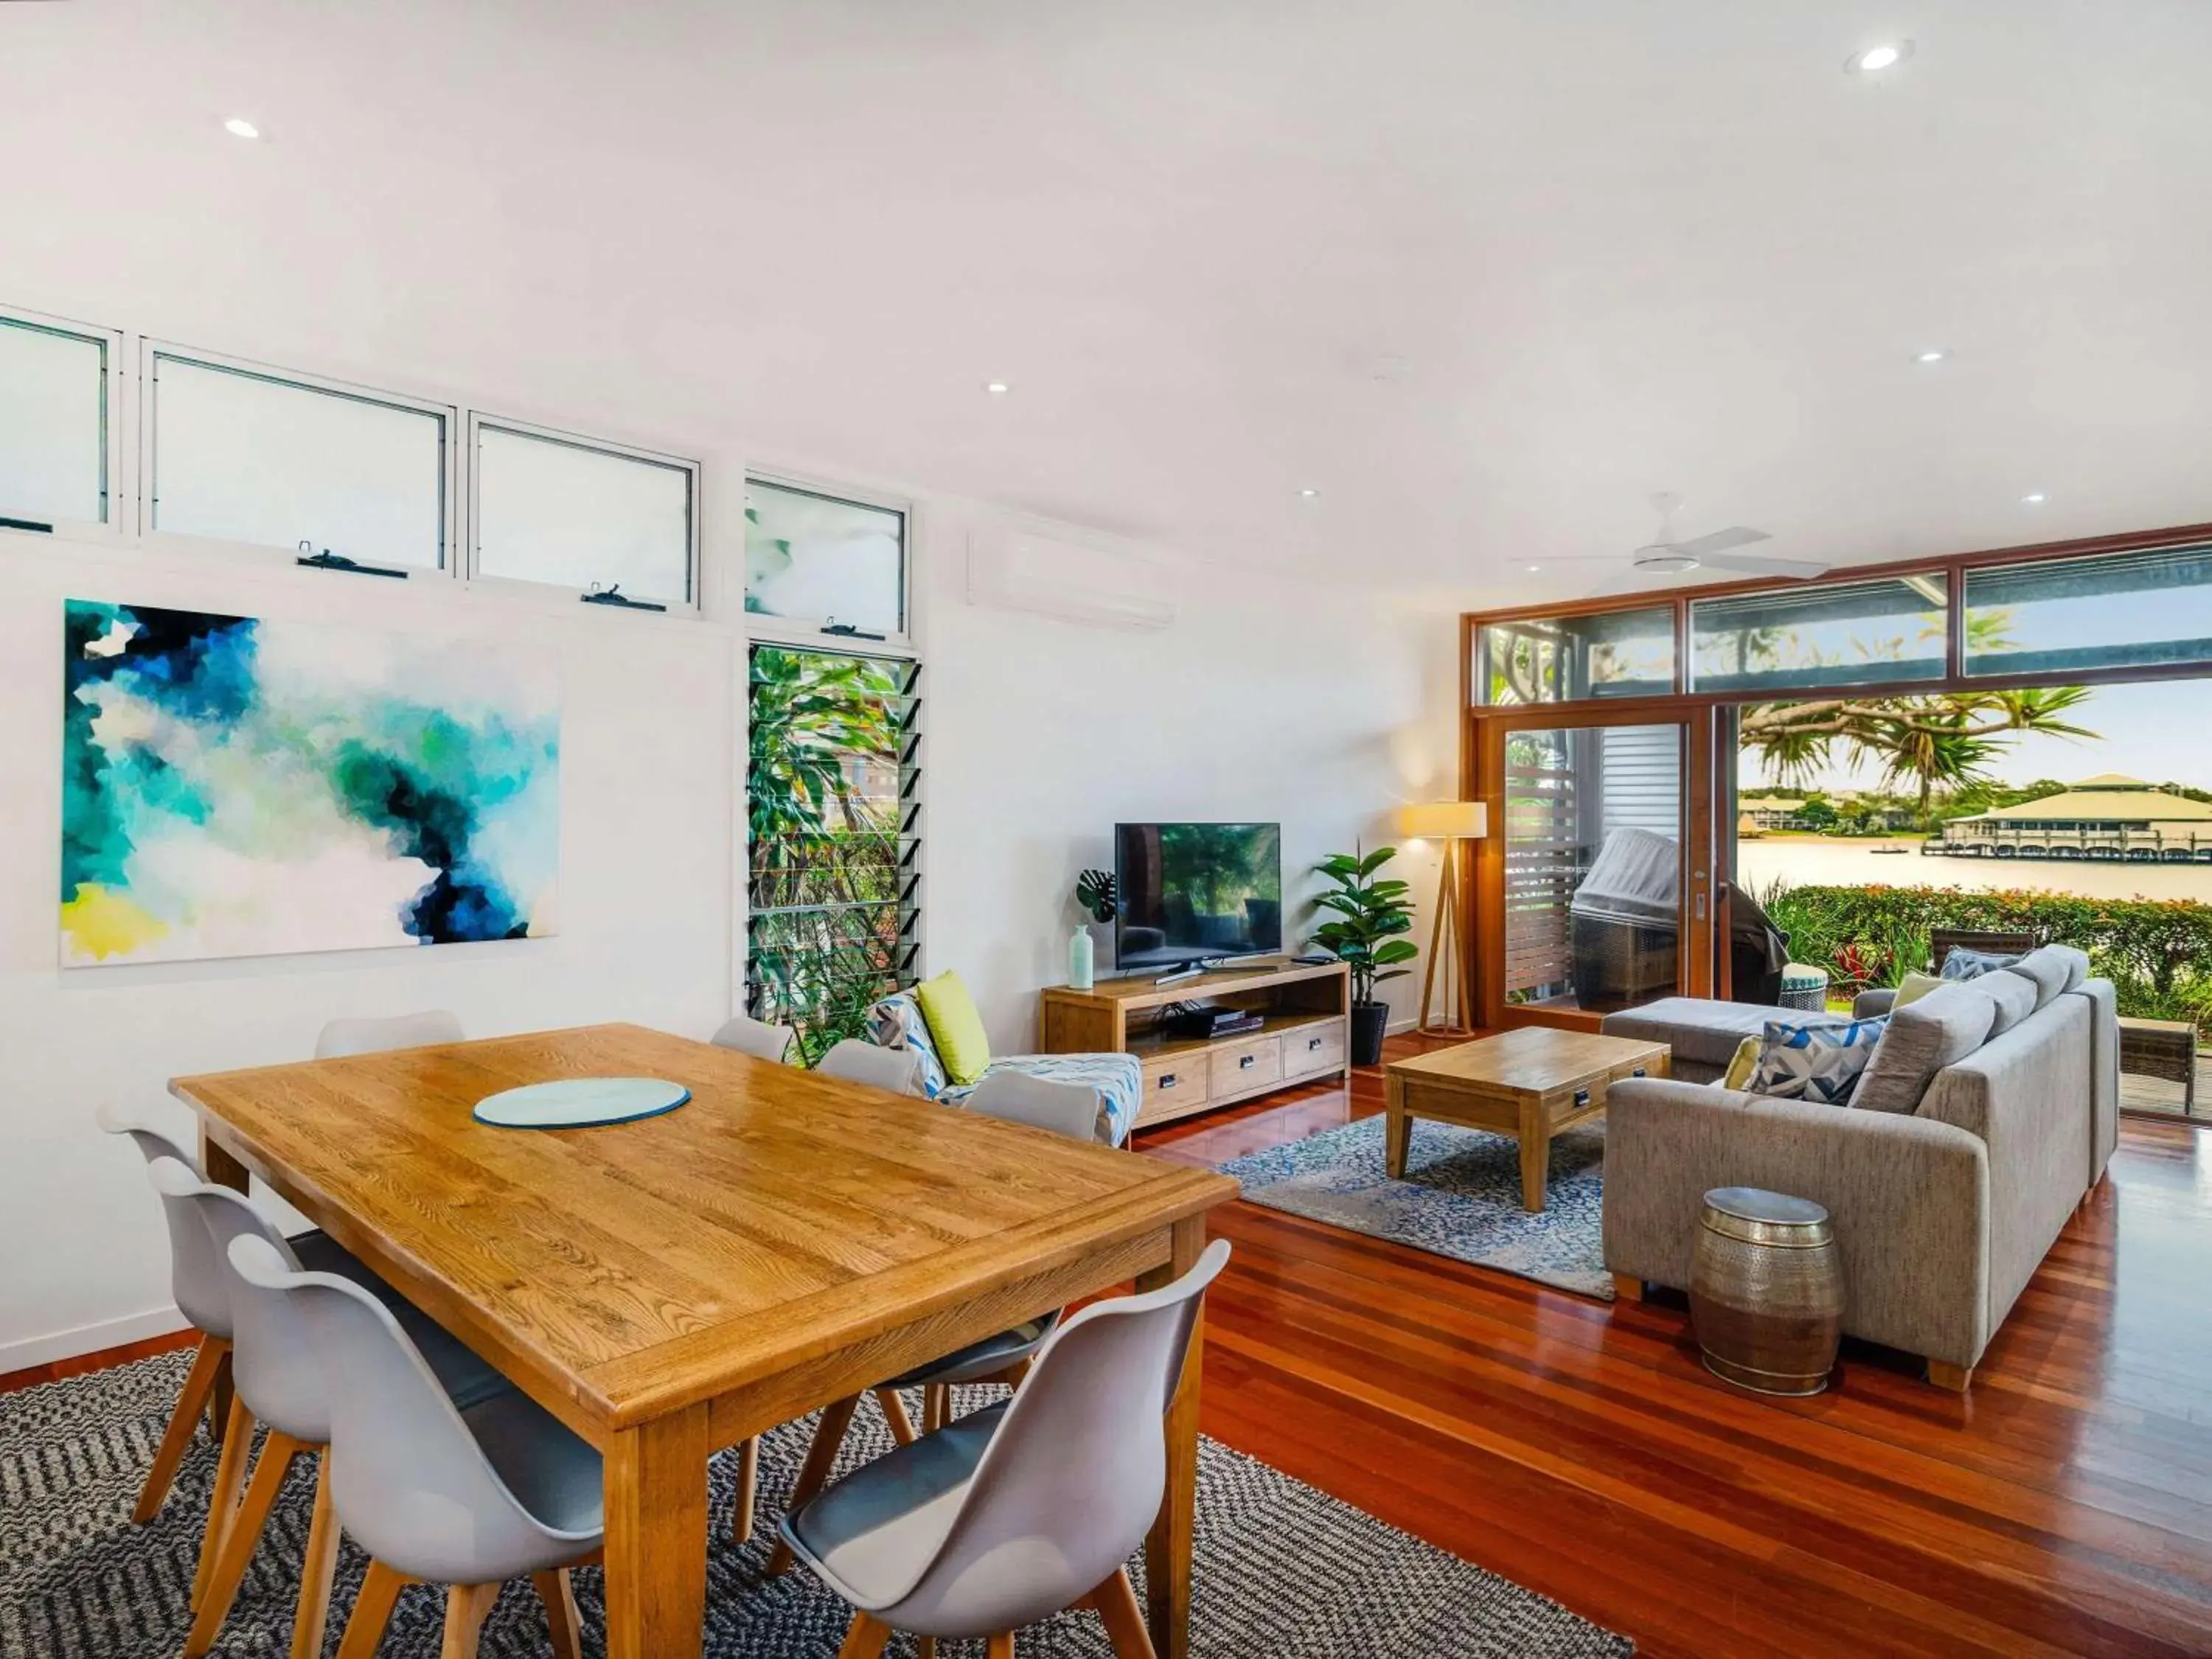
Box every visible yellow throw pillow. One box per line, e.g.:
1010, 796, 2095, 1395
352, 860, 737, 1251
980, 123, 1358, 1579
1719, 1034, 1761, 1091
914, 970, 992, 1087
1893, 970, 1945, 1010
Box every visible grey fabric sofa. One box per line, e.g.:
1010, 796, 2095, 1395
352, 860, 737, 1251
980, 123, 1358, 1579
1598, 947, 2119, 1391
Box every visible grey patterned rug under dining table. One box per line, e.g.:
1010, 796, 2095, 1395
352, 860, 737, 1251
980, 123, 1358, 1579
1220, 1114, 1614, 1299
0, 1352, 1632, 1657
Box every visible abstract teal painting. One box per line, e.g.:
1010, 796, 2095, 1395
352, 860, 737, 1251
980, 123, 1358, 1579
62, 599, 559, 965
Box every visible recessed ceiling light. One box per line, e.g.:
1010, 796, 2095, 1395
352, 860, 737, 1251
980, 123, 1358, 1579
1526, 565, 1541, 574
2021, 492, 2048, 504
1298, 487, 1318, 498
1847, 40, 1914, 74
1913, 348, 1948, 364
223, 117, 261, 139
983, 380, 1010, 394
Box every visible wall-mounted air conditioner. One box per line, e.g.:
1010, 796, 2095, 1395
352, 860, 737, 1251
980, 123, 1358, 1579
965, 522, 1178, 632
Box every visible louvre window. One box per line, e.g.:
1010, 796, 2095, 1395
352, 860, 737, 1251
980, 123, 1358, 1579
745, 644, 922, 1060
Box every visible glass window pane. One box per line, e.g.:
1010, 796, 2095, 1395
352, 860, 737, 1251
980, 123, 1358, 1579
1504, 723, 1682, 1012
476, 425, 692, 604
1691, 574, 1947, 692
0, 317, 106, 526
746, 479, 905, 633
1478, 606, 1674, 703
151, 353, 445, 568
1964, 545, 2212, 678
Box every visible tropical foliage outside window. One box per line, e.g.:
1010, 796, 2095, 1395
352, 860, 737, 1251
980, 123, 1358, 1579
746, 645, 920, 1061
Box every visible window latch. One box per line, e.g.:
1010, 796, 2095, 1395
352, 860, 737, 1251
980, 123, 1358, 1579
822, 621, 887, 641
296, 542, 408, 580
580, 584, 668, 613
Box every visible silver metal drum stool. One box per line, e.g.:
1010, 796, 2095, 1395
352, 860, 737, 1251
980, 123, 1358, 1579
1690, 1186, 1844, 1397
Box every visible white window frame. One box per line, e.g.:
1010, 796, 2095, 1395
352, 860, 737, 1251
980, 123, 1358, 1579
743, 468, 916, 653
0, 302, 128, 543
139, 337, 460, 577
465, 412, 702, 616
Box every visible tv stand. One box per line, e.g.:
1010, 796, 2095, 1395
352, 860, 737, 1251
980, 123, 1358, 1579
1040, 960, 1351, 1130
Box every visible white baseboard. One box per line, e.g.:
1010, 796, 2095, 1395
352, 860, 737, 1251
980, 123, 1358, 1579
0, 1304, 187, 1375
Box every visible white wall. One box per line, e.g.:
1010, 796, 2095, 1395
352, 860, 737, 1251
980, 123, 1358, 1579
916, 501, 1461, 1048
0, 481, 1459, 1374
0, 530, 735, 1369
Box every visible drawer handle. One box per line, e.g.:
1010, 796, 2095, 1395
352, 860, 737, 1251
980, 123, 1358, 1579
1160, 1073, 1178, 1089
1631, 1067, 1646, 1079
1308, 1036, 1324, 1051
1239, 1054, 1256, 1070
1573, 1087, 1591, 1108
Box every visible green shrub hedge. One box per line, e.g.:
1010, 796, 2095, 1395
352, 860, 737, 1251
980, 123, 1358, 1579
1756, 879, 2212, 1026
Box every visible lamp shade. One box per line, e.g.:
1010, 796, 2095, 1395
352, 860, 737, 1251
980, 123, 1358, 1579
1396, 800, 1489, 840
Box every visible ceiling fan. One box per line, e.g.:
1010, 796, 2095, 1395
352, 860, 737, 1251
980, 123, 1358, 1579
1559, 494, 1831, 591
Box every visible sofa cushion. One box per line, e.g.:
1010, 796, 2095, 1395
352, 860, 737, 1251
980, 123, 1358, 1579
1891, 970, 1946, 1010
1942, 945, 2024, 981
1719, 1034, 1761, 1090
866, 992, 950, 1098
1600, 998, 1795, 1072
1978, 969, 2038, 1036
2006, 945, 2087, 1009
1747, 1016, 1888, 1106
914, 970, 992, 1086
1854, 981, 1999, 1115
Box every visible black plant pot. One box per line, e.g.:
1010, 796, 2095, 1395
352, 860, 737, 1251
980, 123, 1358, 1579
1349, 1001, 1391, 1067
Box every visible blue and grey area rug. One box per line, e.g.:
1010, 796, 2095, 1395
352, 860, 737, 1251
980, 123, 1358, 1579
0, 1352, 1634, 1658
1220, 1115, 1613, 1299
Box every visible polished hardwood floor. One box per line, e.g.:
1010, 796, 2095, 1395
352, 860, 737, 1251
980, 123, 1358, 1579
15, 1037, 2209, 1655
1137, 1032, 2212, 1659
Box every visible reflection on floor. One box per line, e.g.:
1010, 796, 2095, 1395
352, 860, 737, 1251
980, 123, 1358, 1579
1136, 1030, 2212, 1659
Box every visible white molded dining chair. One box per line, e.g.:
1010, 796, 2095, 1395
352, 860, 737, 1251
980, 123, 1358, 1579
782, 1239, 1231, 1658
710, 1012, 797, 1062
146, 1159, 510, 1659
228, 1234, 602, 1659
95, 1103, 234, 1530
816, 1037, 925, 1096
767, 1068, 1116, 1565
313, 1009, 465, 1060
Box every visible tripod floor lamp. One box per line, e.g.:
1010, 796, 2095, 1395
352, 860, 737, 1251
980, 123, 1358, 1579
1396, 800, 1488, 1034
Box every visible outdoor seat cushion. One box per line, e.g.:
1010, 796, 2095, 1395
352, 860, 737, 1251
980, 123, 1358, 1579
2006, 944, 2090, 1009
1600, 998, 1809, 1074
942, 1052, 1141, 1148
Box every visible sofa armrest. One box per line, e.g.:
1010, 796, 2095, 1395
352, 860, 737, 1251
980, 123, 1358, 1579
1854, 988, 1897, 1019
1603, 1078, 1992, 1368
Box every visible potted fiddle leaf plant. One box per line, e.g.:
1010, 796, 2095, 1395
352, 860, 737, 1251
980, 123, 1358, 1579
1312, 844, 1417, 1065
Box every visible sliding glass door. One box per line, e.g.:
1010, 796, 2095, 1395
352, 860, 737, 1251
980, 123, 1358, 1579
1473, 707, 1717, 1028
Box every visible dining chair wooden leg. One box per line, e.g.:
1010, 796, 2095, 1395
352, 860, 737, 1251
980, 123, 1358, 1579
335, 1559, 412, 1659
184, 1430, 305, 1655
836, 1612, 894, 1658
987, 1633, 1016, 1659
1002, 1357, 1033, 1389
731, 1436, 759, 1543
532, 1568, 583, 1659
191, 1394, 257, 1611
134, 1334, 226, 1524
1083, 1568, 1159, 1659
917, 1638, 936, 1659
923, 1382, 951, 1432
767, 1394, 860, 1576
290, 1450, 341, 1659
439, 1581, 504, 1659
875, 1388, 917, 1447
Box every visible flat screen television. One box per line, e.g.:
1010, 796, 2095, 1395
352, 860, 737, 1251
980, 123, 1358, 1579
1114, 822, 1283, 970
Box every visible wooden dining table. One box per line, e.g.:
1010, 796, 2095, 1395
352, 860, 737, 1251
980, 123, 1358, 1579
170, 1023, 1238, 1658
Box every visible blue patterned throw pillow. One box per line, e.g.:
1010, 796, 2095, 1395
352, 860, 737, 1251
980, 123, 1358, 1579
1747, 1017, 1888, 1106
1941, 946, 2024, 981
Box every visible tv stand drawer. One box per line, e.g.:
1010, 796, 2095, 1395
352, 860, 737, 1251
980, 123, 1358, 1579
1142, 1054, 1211, 1115
1284, 1023, 1346, 1077
1209, 1034, 1283, 1096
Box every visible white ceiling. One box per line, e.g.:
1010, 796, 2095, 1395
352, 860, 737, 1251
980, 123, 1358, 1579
4, 0, 2208, 602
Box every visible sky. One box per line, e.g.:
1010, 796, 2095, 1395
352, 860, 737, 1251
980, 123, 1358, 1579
1745, 677, 2212, 793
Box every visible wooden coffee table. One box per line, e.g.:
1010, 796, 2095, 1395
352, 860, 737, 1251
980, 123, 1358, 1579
1385, 1027, 1671, 1212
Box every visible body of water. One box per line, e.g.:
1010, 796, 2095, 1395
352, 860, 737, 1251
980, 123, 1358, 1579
1737, 836, 2212, 903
